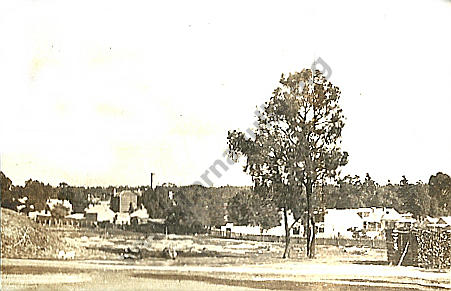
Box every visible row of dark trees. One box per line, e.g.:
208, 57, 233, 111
0, 172, 141, 214
1, 171, 450, 225
1, 172, 58, 212
320, 173, 451, 218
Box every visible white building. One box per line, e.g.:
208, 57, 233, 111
220, 210, 304, 237
424, 216, 451, 228
85, 203, 115, 223
130, 206, 150, 224
439, 216, 451, 226
220, 207, 415, 240
221, 223, 261, 236
320, 207, 404, 239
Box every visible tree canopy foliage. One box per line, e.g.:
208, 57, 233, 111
227, 189, 279, 230
320, 173, 449, 217
428, 172, 451, 215
228, 69, 348, 258
50, 203, 70, 218
163, 185, 231, 233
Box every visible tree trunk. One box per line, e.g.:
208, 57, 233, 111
306, 180, 315, 258
282, 207, 291, 259
306, 181, 311, 258
310, 216, 316, 258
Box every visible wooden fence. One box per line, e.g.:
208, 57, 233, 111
210, 229, 386, 249
35, 215, 95, 228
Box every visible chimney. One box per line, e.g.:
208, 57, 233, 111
150, 172, 154, 190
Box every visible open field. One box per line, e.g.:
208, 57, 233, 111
2, 229, 450, 290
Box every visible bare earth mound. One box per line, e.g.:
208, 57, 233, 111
1, 208, 68, 258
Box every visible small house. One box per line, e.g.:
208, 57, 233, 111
321, 207, 403, 239
130, 205, 150, 225
85, 204, 115, 223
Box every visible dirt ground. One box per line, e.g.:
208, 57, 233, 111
1, 213, 450, 290
2, 256, 450, 290
2, 231, 451, 290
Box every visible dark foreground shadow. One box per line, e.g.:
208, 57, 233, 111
134, 273, 424, 291
351, 260, 389, 266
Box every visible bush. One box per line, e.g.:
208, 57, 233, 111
50, 203, 70, 219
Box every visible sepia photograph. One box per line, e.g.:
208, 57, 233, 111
1, 0, 450, 290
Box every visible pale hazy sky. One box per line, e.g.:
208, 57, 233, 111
1, 0, 450, 187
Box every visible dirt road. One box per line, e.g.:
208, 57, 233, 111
2, 258, 450, 290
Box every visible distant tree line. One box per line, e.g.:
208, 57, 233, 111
1, 171, 450, 232
319, 173, 451, 218
0, 172, 141, 214
1, 173, 58, 213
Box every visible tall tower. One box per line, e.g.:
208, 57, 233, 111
150, 172, 155, 190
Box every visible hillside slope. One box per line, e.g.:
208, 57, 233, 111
1, 208, 67, 258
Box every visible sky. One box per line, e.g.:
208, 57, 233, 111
0, 0, 450, 187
